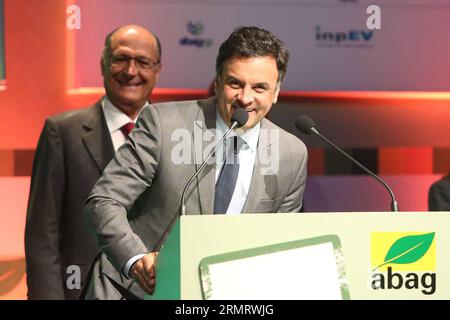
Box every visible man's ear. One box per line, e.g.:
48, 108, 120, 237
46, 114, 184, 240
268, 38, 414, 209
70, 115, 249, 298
155, 63, 163, 80
214, 76, 222, 95
273, 83, 281, 104
100, 57, 106, 77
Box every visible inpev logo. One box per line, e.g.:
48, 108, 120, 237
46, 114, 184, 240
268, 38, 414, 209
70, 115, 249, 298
370, 232, 436, 295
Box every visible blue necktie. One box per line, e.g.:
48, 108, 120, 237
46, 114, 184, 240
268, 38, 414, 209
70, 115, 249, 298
214, 136, 240, 214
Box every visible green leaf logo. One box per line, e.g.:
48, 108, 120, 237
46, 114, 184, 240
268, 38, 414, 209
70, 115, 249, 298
374, 232, 435, 271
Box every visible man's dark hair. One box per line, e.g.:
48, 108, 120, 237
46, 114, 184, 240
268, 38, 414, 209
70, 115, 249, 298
216, 26, 289, 83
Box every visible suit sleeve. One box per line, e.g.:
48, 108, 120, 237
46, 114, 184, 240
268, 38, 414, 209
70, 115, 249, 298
278, 140, 308, 213
84, 106, 162, 274
25, 118, 66, 299
429, 181, 450, 211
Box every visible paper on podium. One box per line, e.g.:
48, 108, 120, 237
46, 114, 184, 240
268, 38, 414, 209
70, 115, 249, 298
199, 234, 350, 300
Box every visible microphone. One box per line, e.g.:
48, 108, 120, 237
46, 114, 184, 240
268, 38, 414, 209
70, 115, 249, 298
153, 108, 249, 252
180, 108, 249, 215
295, 115, 399, 212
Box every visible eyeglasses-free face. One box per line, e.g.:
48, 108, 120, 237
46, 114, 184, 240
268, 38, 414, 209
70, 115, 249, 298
215, 56, 280, 130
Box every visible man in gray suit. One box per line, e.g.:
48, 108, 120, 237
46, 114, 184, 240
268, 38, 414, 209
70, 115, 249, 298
83, 26, 308, 299
25, 25, 162, 299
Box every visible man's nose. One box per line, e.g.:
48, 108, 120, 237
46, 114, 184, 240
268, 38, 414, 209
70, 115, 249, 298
125, 58, 139, 76
237, 87, 254, 106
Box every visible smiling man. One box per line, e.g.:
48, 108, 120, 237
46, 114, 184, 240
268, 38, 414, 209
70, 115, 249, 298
82, 26, 308, 299
25, 25, 161, 299
102, 26, 161, 119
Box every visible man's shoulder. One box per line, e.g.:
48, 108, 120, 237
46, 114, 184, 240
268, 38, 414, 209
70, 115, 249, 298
262, 118, 307, 153
432, 175, 450, 191
47, 102, 101, 128
151, 97, 214, 115
138, 97, 215, 129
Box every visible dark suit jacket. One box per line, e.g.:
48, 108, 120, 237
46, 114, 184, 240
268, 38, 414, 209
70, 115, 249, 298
25, 100, 115, 299
429, 175, 450, 211
83, 97, 308, 299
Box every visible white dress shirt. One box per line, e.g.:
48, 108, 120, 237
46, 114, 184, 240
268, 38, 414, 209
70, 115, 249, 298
102, 97, 149, 151
215, 112, 260, 214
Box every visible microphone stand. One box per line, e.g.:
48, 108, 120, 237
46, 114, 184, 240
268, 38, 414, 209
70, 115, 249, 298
180, 120, 239, 215
311, 127, 399, 212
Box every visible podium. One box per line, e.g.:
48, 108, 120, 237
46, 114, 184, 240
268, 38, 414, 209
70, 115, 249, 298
145, 212, 450, 300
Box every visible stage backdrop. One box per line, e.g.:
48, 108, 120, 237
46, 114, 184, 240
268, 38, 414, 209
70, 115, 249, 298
72, 0, 450, 91
0, 0, 5, 82
0, 0, 450, 300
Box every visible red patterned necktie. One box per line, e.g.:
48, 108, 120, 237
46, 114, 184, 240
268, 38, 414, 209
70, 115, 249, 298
120, 122, 135, 138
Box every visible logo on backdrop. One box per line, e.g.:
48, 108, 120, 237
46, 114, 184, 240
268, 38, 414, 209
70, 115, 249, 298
370, 232, 436, 295
315, 25, 374, 48
187, 20, 204, 36
179, 21, 213, 48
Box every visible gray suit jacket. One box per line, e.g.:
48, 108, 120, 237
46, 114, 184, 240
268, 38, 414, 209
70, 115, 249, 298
25, 100, 115, 299
83, 97, 308, 299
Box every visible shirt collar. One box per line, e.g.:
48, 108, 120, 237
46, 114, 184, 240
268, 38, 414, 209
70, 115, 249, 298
216, 110, 260, 152
102, 97, 149, 133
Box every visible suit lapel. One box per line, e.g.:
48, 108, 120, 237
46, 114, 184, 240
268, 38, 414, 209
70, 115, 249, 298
242, 119, 271, 213
82, 100, 115, 173
194, 98, 217, 215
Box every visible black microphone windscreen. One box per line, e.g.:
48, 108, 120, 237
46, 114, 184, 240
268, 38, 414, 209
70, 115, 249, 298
231, 108, 249, 128
295, 115, 316, 135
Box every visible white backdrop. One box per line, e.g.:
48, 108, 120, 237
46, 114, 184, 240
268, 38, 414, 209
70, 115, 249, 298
73, 0, 450, 91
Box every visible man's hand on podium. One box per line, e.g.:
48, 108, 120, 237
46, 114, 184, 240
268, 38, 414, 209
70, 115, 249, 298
130, 252, 159, 295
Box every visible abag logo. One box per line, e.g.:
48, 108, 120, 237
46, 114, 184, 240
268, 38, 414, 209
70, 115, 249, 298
371, 232, 436, 295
